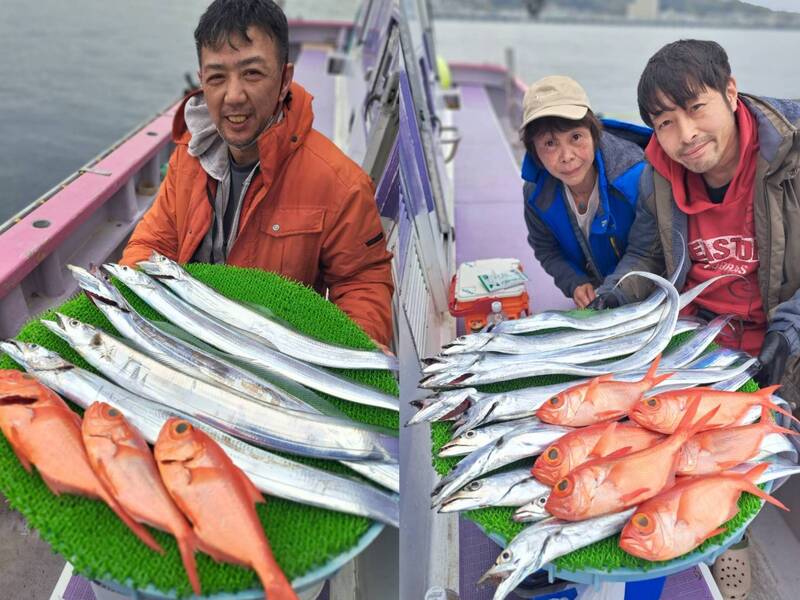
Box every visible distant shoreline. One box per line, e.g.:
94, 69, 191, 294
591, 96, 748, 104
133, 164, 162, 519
434, 11, 800, 30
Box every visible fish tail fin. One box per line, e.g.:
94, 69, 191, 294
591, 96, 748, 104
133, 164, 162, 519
757, 384, 782, 398
724, 463, 790, 511
177, 531, 201, 596
759, 405, 798, 435
649, 372, 675, 389
642, 353, 675, 388
253, 555, 298, 600
642, 353, 661, 383
741, 479, 789, 512
760, 398, 800, 427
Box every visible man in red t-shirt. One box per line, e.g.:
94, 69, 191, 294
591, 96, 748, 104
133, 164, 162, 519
590, 40, 800, 599
591, 40, 800, 398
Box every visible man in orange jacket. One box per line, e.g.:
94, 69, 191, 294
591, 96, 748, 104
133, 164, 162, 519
121, 0, 394, 346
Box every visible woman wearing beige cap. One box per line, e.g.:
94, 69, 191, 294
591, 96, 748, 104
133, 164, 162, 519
520, 75, 651, 308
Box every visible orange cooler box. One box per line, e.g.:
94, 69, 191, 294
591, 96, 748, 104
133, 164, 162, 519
448, 258, 530, 332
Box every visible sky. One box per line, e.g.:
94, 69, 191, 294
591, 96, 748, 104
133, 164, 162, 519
743, 0, 800, 12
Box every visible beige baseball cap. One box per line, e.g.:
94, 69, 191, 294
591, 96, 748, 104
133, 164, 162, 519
520, 75, 592, 131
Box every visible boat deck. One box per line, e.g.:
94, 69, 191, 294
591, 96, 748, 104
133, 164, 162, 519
294, 47, 336, 140
443, 67, 800, 600
450, 80, 573, 315
6, 38, 398, 600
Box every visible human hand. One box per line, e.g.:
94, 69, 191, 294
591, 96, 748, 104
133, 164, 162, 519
572, 284, 596, 309
755, 331, 790, 387
587, 292, 620, 311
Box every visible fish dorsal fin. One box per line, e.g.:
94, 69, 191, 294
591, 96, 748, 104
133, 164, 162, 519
589, 421, 621, 459
678, 395, 720, 438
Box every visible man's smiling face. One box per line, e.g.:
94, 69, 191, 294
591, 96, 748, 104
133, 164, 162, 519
649, 78, 739, 182
199, 26, 293, 163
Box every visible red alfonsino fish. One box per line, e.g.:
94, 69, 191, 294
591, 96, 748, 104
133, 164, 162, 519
630, 385, 795, 434
620, 462, 788, 561
545, 396, 719, 521
676, 406, 797, 476
532, 421, 663, 486
154, 417, 298, 600
0, 371, 162, 553
81, 402, 200, 595
536, 355, 673, 426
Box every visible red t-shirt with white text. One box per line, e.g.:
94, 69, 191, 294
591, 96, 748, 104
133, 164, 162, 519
645, 100, 765, 354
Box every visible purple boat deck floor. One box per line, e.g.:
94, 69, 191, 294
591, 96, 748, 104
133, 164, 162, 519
458, 518, 524, 600
294, 47, 335, 141
61, 573, 331, 600
452, 84, 573, 313
63, 573, 94, 600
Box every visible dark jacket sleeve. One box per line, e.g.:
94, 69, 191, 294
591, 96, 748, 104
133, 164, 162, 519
595, 166, 667, 304
523, 183, 591, 299
769, 284, 800, 357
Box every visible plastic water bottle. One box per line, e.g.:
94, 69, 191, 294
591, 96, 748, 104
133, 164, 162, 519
486, 301, 505, 327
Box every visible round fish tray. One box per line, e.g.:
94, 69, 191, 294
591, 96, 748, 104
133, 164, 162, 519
544, 481, 773, 585
476, 483, 767, 588
0, 263, 398, 598
93, 521, 385, 599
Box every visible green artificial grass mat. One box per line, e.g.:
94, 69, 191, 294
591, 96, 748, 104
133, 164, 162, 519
0, 263, 398, 597
430, 328, 764, 573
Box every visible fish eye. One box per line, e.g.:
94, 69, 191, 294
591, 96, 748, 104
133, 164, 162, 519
465, 430, 476, 438
646, 398, 659, 408
70, 319, 80, 327
633, 512, 656, 533
549, 396, 561, 406
553, 477, 574, 496
537, 495, 548, 506
547, 447, 559, 460
108, 408, 120, 417
468, 481, 482, 491
175, 422, 189, 434
501, 550, 512, 561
